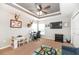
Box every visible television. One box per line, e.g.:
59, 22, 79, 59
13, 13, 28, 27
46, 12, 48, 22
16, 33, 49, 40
50, 21, 62, 29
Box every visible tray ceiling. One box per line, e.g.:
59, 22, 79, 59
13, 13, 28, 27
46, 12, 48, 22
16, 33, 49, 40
6, 3, 61, 19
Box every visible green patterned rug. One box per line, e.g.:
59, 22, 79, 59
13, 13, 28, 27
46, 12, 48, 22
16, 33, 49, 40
33, 45, 61, 55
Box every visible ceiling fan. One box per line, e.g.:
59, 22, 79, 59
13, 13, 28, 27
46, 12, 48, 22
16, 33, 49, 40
35, 4, 51, 15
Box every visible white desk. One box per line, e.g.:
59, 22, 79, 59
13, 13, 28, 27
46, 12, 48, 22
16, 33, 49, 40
11, 37, 26, 48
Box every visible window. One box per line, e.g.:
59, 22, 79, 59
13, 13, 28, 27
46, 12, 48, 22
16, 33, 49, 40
31, 23, 45, 35
31, 23, 37, 32
39, 24, 45, 35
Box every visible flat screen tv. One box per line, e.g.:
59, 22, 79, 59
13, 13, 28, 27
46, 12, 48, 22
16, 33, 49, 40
50, 21, 62, 29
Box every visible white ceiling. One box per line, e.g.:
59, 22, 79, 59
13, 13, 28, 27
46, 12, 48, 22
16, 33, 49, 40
60, 3, 78, 17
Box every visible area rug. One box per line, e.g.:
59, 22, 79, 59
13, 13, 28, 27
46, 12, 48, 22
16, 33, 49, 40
33, 45, 61, 55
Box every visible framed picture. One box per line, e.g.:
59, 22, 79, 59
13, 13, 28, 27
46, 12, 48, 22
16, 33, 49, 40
45, 24, 48, 27
45, 24, 50, 27
63, 22, 70, 27
10, 19, 22, 28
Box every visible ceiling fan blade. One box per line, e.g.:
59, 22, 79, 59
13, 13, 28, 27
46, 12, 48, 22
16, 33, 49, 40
44, 5, 50, 10
37, 4, 42, 11
42, 10, 48, 14
39, 5, 42, 9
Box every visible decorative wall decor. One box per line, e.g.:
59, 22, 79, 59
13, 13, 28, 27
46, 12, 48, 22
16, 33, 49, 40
10, 14, 22, 28
27, 20, 33, 28
63, 22, 70, 27
10, 19, 22, 28
45, 24, 48, 27
45, 24, 50, 27
15, 14, 20, 21
48, 24, 50, 27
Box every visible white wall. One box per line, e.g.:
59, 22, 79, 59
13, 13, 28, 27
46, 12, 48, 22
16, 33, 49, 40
0, 4, 37, 48
0, 5, 10, 48
39, 3, 79, 42
39, 15, 71, 40
71, 9, 79, 48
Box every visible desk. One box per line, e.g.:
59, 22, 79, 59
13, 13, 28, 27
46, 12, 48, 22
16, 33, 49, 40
11, 37, 27, 48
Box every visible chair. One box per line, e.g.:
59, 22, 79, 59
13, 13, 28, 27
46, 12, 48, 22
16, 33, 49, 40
18, 40, 24, 47
11, 39, 14, 48
24, 38, 27, 43
11, 36, 15, 48
37, 31, 41, 38
32, 32, 37, 40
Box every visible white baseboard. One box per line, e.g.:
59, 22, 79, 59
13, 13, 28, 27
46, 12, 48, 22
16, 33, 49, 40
0, 45, 11, 49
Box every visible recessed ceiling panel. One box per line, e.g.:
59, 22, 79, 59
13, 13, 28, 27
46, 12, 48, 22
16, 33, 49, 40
17, 3, 60, 16
7, 3, 61, 19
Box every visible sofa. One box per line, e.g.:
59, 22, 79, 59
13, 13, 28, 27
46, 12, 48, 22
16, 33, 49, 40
62, 46, 79, 55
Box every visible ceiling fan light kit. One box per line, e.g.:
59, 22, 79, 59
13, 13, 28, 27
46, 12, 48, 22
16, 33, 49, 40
36, 11, 43, 15
35, 3, 51, 16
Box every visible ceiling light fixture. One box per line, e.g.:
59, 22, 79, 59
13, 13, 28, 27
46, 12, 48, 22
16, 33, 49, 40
36, 11, 43, 16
